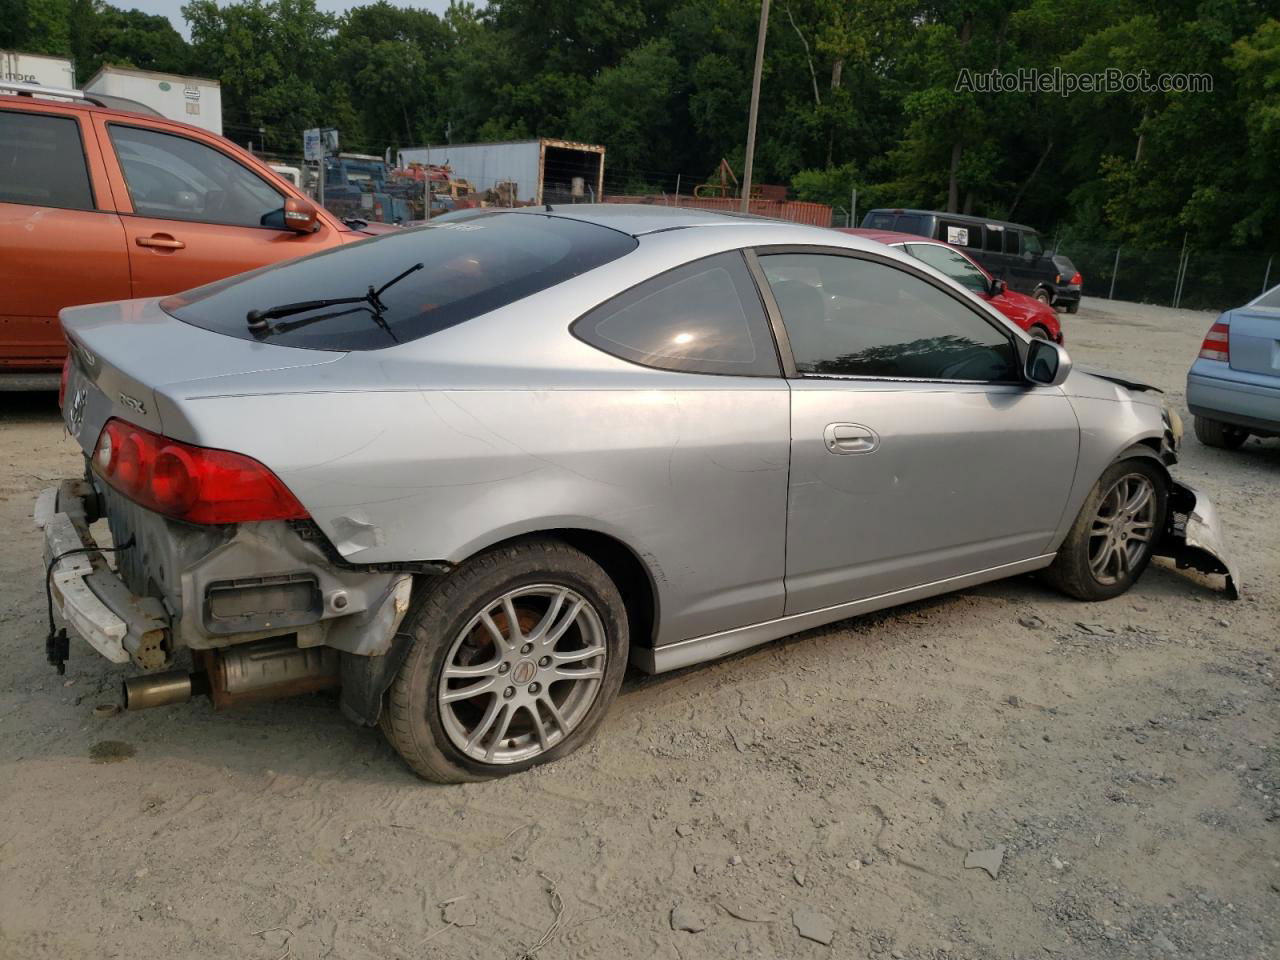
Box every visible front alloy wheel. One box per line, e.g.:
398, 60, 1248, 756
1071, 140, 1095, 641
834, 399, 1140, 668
383, 538, 628, 782
1044, 459, 1168, 601
1086, 473, 1157, 585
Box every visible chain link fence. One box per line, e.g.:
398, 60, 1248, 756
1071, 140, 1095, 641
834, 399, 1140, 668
1053, 240, 1275, 313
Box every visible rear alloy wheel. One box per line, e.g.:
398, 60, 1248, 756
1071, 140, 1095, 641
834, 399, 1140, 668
1029, 324, 1052, 340
1193, 415, 1248, 450
1044, 459, 1168, 601
383, 539, 627, 782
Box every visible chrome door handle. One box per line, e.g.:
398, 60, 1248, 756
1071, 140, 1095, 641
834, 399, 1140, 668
136, 235, 185, 250
823, 422, 879, 455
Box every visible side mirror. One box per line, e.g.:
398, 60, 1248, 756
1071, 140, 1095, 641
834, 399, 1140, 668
283, 196, 319, 233
1024, 337, 1071, 387
989, 277, 1006, 297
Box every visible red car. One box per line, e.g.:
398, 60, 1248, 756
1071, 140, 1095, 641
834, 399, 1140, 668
839, 228, 1064, 342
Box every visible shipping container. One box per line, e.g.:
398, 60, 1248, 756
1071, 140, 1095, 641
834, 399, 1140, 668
0, 51, 74, 89
84, 66, 222, 135
397, 138, 604, 207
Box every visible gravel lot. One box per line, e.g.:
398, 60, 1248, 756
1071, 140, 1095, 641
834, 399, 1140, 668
1, 296, 1276, 960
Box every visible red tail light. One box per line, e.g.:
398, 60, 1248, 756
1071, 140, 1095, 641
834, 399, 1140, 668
91, 419, 309, 525
1198, 318, 1230, 362
1069, 272, 1082, 285
58, 355, 71, 409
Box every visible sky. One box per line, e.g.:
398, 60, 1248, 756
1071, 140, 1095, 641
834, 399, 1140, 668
129, 0, 461, 38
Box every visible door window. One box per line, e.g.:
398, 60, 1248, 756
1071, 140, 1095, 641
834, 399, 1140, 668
760, 253, 1017, 382
907, 243, 991, 295
0, 111, 94, 210
109, 125, 285, 228
573, 252, 779, 376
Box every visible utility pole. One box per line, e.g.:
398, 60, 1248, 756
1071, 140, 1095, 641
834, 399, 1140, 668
740, 0, 770, 213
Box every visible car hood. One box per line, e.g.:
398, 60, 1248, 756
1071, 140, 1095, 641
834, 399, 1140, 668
1063, 366, 1165, 407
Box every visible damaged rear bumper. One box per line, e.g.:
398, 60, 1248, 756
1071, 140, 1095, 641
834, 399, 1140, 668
1156, 481, 1241, 599
34, 479, 416, 671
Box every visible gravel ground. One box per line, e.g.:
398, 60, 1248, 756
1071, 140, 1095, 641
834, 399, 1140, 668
0, 296, 1276, 959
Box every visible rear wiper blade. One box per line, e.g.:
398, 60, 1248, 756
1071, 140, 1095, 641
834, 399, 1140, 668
245, 262, 424, 339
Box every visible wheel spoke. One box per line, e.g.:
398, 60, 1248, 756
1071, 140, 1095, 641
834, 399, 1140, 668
478, 610, 511, 652
526, 703, 550, 749
539, 693, 569, 734
441, 676, 499, 703
1125, 482, 1152, 515
501, 596, 524, 644
465, 696, 504, 752
552, 643, 606, 666
443, 658, 501, 679
541, 597, 585, 648
1117, 544, 1132, 575
484, 704, 516, 761
550, 664, 604, 683
1127, 528, 1152, 544
1090, 542, 1113, 578
528, 587, 568, 642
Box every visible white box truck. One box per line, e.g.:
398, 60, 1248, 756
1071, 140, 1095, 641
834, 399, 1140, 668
84, 66, 222, 135
1, 51, 75, 89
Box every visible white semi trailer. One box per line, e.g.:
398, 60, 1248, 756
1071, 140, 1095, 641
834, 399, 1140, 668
84, 66, 222, 135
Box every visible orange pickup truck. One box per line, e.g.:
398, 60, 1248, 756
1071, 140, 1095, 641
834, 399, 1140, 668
1, 84, 389, 389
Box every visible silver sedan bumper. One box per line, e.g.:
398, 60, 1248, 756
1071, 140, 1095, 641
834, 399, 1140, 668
1156, 480, 1241, 599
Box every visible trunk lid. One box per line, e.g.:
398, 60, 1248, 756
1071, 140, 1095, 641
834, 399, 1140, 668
60, 298, 343, 456
1226, 304, 1280, 378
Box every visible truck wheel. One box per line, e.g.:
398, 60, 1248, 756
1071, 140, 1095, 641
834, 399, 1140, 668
1043, 459, 1168, 602
1065, 301, 1079, 314
1193, 416, 1248, 450
383, 538, 628, 782
1029, 324, 1052, 340
1034, 288, 1052, 305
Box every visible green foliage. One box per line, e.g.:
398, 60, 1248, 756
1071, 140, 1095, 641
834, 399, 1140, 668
3, 0, 1276, 253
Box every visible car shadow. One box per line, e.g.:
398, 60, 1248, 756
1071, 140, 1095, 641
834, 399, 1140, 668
0, 390, 61, 424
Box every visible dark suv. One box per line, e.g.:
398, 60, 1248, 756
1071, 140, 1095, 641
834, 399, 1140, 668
861, 209, 1082, 313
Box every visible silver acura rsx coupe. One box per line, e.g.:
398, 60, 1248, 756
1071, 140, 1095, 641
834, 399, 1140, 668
38, 205, 1238, 782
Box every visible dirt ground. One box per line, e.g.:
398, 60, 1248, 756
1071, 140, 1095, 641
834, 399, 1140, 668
0, 296, 1276, 960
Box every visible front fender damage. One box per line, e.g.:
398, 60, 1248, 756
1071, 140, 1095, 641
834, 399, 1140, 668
1156, 481, 1241, 599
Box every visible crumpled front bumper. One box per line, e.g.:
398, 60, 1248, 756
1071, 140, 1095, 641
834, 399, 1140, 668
1156, 480, 1242, 599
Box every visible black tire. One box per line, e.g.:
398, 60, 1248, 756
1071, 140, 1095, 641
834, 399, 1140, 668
1029, 324, 1052, 340
1043, 459, 1168, 602
383, 538, 628, 783
1065, 301, 1079, 314
1193, 415, 1248, 450
1034, 288, 1052, 305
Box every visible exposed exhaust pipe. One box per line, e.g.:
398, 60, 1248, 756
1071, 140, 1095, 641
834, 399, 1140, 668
123, 670, 200, 710
122, 637, 339, 712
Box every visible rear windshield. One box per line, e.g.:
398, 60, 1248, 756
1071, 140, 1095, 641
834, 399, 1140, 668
162, 212, 638, 350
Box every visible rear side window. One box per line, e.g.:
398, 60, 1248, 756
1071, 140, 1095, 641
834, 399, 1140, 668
573, 252, 779, 376
940, 220, 980, 249
984, 226, 1004, 252
0, 110, 93, 210
109, 125, 284, 228
894, 214, 926, 235
1005, 230, 1022, 254
164, 212, 638, 350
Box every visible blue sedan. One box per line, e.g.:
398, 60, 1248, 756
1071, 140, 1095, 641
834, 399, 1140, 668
1187, 284, 1280, 448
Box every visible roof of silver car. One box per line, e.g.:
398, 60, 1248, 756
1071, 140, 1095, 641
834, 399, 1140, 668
469, 203, 796, 237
